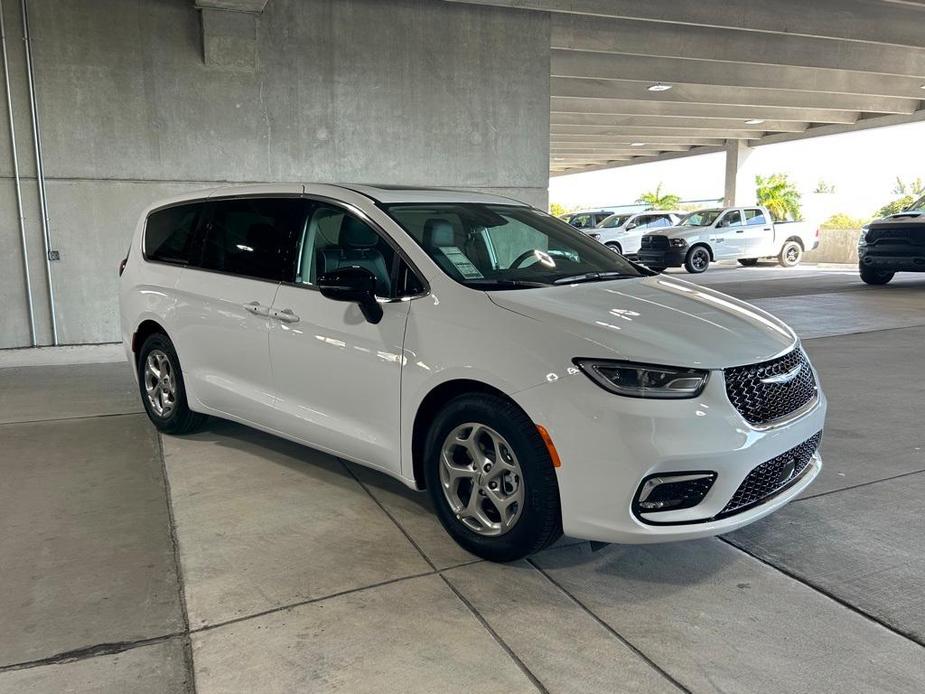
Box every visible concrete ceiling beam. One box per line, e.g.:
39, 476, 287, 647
551, 113, 807, 133
551, 50, 925, 100
443, 0, 925, 49
550, 96, 858, 125
550, 134, 726, 146
551, 125, 763, 139
550, 77, 918, 116
551, 15, 925, 79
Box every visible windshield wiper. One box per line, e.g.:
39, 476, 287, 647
465, 279, 550, 290
552, 271, 631, 285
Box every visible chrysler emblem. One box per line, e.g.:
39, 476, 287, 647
760, 364, 802, 385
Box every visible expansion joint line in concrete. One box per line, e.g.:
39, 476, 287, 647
524, 558, 692, 694
156, 432, 199, 694
719, 537, 925, 649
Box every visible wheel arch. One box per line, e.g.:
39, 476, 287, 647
132, 319, 169, 366
784, 235, 805, 250
689, 242, 714, 260
410, 379, 525, 490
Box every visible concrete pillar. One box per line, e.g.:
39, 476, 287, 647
723, 139, 755, 207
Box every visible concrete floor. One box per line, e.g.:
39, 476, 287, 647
1, 263, 923, 693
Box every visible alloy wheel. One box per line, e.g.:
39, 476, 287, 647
144, 349, 177, 418
439, 423, 525, 536
691, 249, 708, 271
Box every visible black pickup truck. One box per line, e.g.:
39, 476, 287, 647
858, 195, 925, 285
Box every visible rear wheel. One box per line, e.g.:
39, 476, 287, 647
424, 393, 562, 562
859, 263, 895, 285
605, 241, 623, 255
778, 241, 803, 267
684, 246, 710, 274
738, 258, 759, 267
137, 333, 206, 434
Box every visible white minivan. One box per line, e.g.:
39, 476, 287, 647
120, 185, 826, 562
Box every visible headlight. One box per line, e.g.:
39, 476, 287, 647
588, 232, 600, 239
858, 226, 869, 246
669, 238, 687, 248
573, 359, 709, 399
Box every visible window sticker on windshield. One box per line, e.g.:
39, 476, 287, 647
440, 246, 484, 279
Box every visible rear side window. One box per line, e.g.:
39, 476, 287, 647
144, 203, 202, 265
720, 210, 743, 227
200, 198, 306, 281
745, 209, 768, 226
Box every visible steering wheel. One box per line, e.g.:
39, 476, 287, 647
509, 249, 579, 269
509, 249, 541, 269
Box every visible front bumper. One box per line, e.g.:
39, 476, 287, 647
637, 248, 686, 268
859, 250, 925, 272
513, 364, 826, 544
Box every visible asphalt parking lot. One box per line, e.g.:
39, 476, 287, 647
1, 263, 923, 693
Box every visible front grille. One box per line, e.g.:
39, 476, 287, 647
724, 348, 817, 426
866, 225, 924, 247
719, 432, 822, 517
640, 235, 669, 250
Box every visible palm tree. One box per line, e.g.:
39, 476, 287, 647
755, 174, 802, 221
637, 183, 681, 210
890, 176, 924, 196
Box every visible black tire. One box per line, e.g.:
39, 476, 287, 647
684, 245, 711, 274
778, 240, 803, 267
738, 258, 759, 267
859, 262, 895, 285
137, 333, 206, 434
424, 393, 562, 562
605, 241, 623, 255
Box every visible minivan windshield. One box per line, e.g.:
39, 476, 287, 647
598, 213, 632, 228
383, 204, 645, 289
680, 209, 722, 227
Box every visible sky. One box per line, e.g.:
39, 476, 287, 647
548, 120, 925, 223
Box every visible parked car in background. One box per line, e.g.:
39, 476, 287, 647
584, 210, 682, 258
637, 206, 818, 274
563, 210, 612, 230
120, 184, 825, 562
858, 194, 925, 285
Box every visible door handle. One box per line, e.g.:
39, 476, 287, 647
763, 227, 772, 231
243, 301, 270, 316
270, 307, 301, 324
736, 229, 745, 233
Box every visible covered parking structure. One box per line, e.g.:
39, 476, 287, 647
453, 0, 925, 202
1, 2, 924, 693
4, 0, 925, 348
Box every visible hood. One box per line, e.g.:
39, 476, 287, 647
488, 276, 797, 369
648, 225, 708, 238
871, 210, 925, 227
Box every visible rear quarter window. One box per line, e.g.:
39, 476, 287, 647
144, 203, 203, 265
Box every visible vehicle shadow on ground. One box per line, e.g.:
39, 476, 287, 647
171, 417, 730, 584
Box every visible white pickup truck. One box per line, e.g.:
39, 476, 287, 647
636, 205, 818, 274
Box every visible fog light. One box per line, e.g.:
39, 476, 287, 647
634, 472, 716, 514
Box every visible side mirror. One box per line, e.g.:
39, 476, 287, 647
318, 267, 383, 324
625, 222, 638, 230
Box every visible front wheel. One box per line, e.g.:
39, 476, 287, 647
424, 393, 562, 562
778, 241, 803, 267
137, 333, 206, 434
684, 246, 710, 274
605, 242, 623, 255
859, 263, 895, 285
